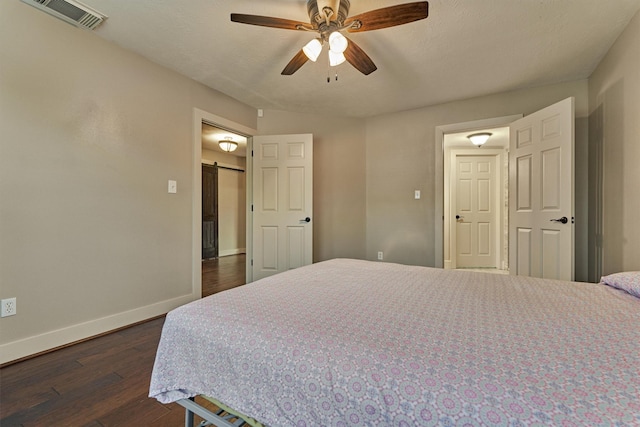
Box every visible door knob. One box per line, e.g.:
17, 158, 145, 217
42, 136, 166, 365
301, 217, 311, 223
550, 216, 568, 224
456, 215, 463, 220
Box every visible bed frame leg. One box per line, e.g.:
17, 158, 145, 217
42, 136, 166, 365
185, 397, 195, 427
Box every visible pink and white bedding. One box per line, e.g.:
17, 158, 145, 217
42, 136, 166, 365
149, 259, 640, 426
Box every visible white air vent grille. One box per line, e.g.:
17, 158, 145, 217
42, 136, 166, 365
21, 0, 107, 30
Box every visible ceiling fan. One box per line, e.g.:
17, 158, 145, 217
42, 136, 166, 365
231, 0, 429, 76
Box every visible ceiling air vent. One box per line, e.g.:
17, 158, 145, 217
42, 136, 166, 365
20, 0, 107, 30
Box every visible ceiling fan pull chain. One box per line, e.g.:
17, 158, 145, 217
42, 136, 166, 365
335, 71, 338, 81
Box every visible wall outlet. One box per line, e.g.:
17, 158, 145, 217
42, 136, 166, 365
377, 251, 384, 260
1, 298, 16, 317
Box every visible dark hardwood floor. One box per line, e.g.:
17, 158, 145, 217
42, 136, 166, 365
0, 254, 246, 426
202, 253, 246, 297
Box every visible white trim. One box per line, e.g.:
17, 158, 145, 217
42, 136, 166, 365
435, 115, 522, 268
218, 248, 247, 257
192, 109, 257, 293
0, 294, 192, 364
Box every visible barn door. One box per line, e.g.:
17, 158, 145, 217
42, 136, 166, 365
202, 164, 218, 260
509, 97, 574, 280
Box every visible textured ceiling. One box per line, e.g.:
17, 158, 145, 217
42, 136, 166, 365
81, 0, 640, 118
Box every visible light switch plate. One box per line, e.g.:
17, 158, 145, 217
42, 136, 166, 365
414, 190, 421, 199
168, 180, 177, 194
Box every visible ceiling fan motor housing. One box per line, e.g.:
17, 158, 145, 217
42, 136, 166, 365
308, 0, 350, 31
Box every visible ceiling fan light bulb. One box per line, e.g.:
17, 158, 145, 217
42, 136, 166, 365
303, 38, 323, 62
467, 132, 492, 146
329, 50, 346, 67
219, 139, 238, 152
328, 31, 348, 53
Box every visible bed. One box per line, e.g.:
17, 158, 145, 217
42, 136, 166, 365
149, 259, 640, 426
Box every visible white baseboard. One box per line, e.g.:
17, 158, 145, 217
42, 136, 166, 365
0, 293, 196, 365
218, 248, 246, 257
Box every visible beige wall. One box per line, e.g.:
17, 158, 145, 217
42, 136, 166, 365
0, 2, 256, 363
589, 9, 640, 276
2, 1, 637, 364
257, 110, 367, 262
364, 80, 591, 280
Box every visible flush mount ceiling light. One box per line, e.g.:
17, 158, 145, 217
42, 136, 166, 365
467, 132, 492, 147
218, 138, 238, 152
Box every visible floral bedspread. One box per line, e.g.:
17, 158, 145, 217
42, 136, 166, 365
150, 259, 640, 426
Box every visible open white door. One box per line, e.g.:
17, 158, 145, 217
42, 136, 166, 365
252, 134, 313, 281
509, 97, 574, 280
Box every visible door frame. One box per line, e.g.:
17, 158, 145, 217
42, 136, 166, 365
435, 115, 522, 268
446, 149, 505, 270
192, 108, 257, 299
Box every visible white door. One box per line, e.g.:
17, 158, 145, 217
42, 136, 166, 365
252, 134, 313, 280
509, 97, 574, 280
455, 155, 498, 268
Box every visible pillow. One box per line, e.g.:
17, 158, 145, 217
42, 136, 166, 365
600, 271, 640, 298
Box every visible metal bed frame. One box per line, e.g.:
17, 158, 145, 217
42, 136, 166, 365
178, 398, 250, 427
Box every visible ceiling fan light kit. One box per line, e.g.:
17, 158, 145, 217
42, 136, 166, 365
231, 1, 429, 77
303, 38, 323, 61
328, 31, 348, 53
329, 50, 346, 66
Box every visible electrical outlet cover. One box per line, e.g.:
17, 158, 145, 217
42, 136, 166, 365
1, 297, 16, 317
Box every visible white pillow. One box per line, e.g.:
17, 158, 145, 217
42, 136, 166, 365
600, 271, 640, 298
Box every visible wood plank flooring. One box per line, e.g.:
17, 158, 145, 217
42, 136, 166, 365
202, 254, 246, 297
0, 254, 246, 426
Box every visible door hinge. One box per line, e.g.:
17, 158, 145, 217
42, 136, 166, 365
251, 204, 254, 212
251, 150, 254, 157
251, 259, 253, 266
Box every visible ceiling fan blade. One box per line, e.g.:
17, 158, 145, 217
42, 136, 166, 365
343, 37, 377, 75
345, 1, 428, 33
281, 50, 310, 75
231, 13, 309, 31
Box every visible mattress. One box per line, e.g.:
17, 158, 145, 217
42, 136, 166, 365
149, 259, 640, 426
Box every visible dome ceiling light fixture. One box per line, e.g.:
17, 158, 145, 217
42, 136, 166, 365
467, 132, 492, 147
218, 137, 238, 152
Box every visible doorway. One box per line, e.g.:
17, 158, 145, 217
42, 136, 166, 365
201, 123, 248, 296
192, 109, 257, 299
444, 129, 508, 272
435, 115, 522, 270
